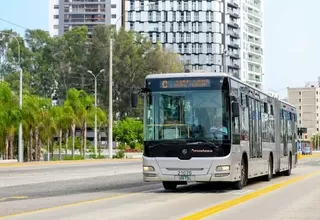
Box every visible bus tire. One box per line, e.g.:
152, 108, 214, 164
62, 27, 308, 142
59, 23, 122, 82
162, 181, 177, 190
284, 153, 292, 176
263, 155, 273, 181
233, 156, 247, 190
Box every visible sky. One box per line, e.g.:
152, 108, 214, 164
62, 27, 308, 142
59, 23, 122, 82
0, 0, 318, 98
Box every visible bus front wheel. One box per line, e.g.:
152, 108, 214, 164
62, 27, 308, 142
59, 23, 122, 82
233, 157, 247, 190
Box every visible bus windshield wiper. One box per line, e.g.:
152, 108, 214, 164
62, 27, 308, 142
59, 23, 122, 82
149, 139, 187, 149
187, 138, 219, 149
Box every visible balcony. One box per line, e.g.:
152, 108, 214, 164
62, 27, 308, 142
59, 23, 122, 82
227, 9, 240, 18
228, 21, 240, 29
228, 0, 239, 8
65, 0, 105, 3
248, 68, 262, 74
65, 8, 106, 13
248, 76, 261, 83
228, 41, 240, 49
248, 19, 262, 28
228, 30, 240, 39
248, 29, 260, 37
228, 63, 240, 69
248, 57, 262, 64
249, 48, 262, 55
248, 2, 261, 10
229, 51, 240, 59
248, 9, 261, 18
248, 38, 261, 45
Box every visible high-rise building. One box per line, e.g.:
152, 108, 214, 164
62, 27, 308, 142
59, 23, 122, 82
287, 78, 320, 139
240, 0, 264, 89
49, 0, 123, 37
123, 0, 264, 89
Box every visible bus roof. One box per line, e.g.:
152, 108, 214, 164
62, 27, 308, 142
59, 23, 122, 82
145, 72, 296, 109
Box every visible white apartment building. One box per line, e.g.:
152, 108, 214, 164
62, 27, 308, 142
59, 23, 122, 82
123, 0, 264, 87
49, 0, 123, 37
287, 79, 320, 139
240, 0, 264, 89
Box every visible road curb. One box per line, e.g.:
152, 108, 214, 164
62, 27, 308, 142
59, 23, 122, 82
297, 153, 320, 160
0, 158, 142, 167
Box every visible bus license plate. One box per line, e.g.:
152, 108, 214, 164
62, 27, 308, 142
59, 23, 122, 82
176, 170, 192, 181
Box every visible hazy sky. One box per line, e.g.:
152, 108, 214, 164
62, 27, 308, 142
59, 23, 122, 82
0, 0, 317, 98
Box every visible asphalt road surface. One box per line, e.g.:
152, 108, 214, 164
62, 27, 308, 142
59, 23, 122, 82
0, 158, 320, 220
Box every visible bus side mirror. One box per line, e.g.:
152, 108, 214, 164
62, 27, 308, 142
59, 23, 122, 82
131, 91, 138, 108
232, 102, 240, 118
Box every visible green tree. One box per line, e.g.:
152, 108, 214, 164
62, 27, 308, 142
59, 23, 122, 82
114, 117, 143, 149
88, 25, 184, 119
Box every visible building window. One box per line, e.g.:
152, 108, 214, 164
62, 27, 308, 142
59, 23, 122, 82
299, 91, 301, 95
111, 4, 116, 8
54, 5, 59, 9
54, 25, 59, 29
299, 98, 301, 102
54, 15, 59, 19
112, 14, 117, 19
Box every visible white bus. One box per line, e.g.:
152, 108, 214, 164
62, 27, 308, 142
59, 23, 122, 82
131, 72, 298, 190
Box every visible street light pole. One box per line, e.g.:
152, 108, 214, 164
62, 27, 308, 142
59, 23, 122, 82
87, 69, 105, 156
0, 31, 23, 162
108, 38, 113, 159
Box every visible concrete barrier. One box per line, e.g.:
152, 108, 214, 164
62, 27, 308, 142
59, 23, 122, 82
125, 153, 142, 159
0, 159, 18, 164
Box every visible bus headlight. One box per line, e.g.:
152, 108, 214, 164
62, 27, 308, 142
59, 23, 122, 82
216, 165, 230, 171
143, 166, 155, 171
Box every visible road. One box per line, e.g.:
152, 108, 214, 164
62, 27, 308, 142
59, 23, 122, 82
0, 158, 319, 219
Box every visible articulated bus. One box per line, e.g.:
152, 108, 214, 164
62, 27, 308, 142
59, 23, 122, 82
131, 72, 298, 190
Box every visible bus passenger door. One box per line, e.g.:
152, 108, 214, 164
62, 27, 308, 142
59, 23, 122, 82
248, 97, 258, 158
283, 110, 288, 157
255, 99, 262, 158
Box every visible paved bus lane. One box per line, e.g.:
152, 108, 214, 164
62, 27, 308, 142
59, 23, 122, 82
203, 169, 320, 220
1, 158, 320, 220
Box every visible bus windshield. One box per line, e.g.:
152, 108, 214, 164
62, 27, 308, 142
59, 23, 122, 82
144, 89, 230, 143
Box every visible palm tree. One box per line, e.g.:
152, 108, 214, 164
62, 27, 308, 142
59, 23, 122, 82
64, 88, 94, 158
0, 81, 20, 160
61, 105, 77, 157
38, 107, 57, 161
22, 93, 38, 161
51, 104, 77, 160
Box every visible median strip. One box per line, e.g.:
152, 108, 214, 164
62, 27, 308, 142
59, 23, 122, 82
0, 158, 142, 167
180, 170, 320, 220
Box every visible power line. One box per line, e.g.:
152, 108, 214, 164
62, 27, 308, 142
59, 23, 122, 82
0, 17, 28, 30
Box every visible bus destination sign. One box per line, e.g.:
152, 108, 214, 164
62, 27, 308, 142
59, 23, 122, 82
160, 79, 211, 89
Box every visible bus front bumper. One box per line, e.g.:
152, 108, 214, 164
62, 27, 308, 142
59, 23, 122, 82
143, 156, 239, 183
